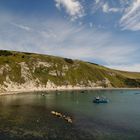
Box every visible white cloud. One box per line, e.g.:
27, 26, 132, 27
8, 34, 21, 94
89, 22, 93, 28
107, 64, 140, 72
92, 1, 121, 14
102, 2, 121, 13
55, 0, 84, 20
120, 0, 140, 31
102, 3, 109, 13
11, 22, 31, 31
0, 12, 139, 72
95, 0, 100, 4
119, 0, 131, 7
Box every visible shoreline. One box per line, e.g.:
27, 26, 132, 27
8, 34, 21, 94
0, 87, 140, 96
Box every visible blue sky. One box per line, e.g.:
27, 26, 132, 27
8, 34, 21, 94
0, 0, 140, 72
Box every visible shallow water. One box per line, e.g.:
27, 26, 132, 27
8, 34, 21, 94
0, 90, 140, 140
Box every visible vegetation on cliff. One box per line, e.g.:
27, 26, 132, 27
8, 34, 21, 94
0, 50, 140, 92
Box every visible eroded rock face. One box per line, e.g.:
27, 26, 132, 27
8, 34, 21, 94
0, 60, 113, 92
0, 64, 11, 75
0, 50, 139, 93
37, 61, 52, 68
0, 61, 113, 92
104, 78, 112, 87
49, 70, 57, 76
19, 62, 32, 81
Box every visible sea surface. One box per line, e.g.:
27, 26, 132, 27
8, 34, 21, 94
0, 89, 140, 140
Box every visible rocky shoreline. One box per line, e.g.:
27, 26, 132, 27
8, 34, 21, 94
0, 87, 140, 96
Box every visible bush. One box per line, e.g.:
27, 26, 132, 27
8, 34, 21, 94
0, 50, 13, 56
125, 78, 140, 87
23, 52, 32, 55
64, 58, 74, 64
88, 62, 99, 66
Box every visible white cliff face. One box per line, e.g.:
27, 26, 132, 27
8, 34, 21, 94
37, 61, 52, 68
0, 61, 109, 93
2, 75, 56, 92
1, 79, 101, 92
49, 70, 57, 76
0, 50, 139, 94
62, 65, 69, 71
0, 64, 11, 75
31, 61, 52, 73
19, 62, 32, 81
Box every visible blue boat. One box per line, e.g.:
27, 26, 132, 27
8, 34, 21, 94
93, 96, 109, 103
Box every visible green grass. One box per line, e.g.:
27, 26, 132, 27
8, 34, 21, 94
0, 50, 140, 89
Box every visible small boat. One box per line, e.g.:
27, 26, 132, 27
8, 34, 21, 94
134, 92, 140, 95
93, 96, 109, 103
81, 90, 85, 93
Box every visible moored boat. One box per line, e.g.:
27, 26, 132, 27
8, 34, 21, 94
93, 96, 109, 103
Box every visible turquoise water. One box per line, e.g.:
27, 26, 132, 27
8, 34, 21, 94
0, 90, 140, 140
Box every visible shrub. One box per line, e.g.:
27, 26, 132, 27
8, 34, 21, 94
0, 50, 13, 56
64, 58, 74, 64
125, 78, 140, 87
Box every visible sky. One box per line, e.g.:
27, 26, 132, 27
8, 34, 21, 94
0, 0, 140, 72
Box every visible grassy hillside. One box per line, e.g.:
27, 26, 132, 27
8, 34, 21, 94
0, 50, 140, 92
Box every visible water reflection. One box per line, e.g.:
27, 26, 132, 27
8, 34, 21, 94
0, 90, 140, 139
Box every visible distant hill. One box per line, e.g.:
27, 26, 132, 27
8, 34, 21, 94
0, 50, 140, 92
